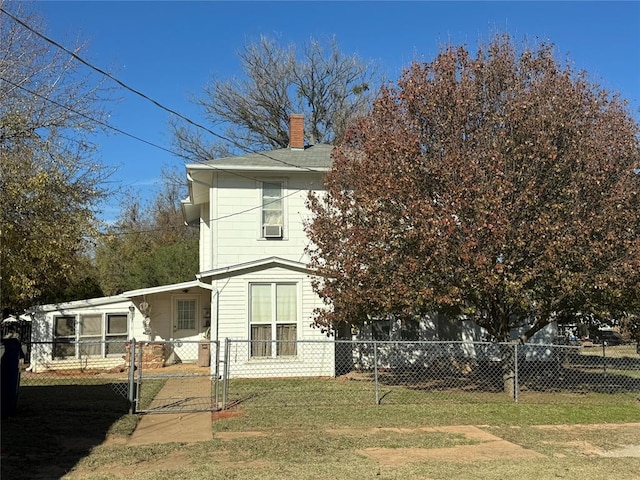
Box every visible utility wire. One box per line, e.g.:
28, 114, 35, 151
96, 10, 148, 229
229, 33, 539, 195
104, 188, 311, 236
1, 76, 321, 235
0, 6, 325, 174
1, 7, 329, 237
0, 75, 299, 186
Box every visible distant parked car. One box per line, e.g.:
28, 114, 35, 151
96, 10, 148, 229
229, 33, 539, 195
596, 330, 623, 346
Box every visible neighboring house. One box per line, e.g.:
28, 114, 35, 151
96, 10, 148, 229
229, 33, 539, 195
27, 114, 556, 375
352, 315, 558, 372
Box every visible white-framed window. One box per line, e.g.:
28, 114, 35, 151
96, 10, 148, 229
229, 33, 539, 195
106, 314, 128, 355
53, 313, 129, 360
261, 180, 284, 238
53, 316, 76, 359
250, 282, 297, 358
79, 314, 102, 356
176, 299, 197, 330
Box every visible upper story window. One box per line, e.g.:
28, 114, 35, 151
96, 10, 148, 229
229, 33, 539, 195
262, 181, 284, 239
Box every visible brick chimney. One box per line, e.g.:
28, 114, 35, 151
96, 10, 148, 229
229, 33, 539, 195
289, 114, 304, 150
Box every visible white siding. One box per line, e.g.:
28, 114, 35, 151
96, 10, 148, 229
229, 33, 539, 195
210, 172, 324, 268
29, 289, 212, 371
30, 299, 138, 372
199, 202, 212, 272
212, 266, 335, 378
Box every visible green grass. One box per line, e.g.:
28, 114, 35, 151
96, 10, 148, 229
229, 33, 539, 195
3, 374, 639, 480
216, 392, 639, 432
136, 378, 166, 410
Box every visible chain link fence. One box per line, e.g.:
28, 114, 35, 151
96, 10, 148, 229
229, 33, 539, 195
20, 339, 220, 413
14, 338, 640, 414
222, 339, 640, 408
131, 339, 219, 414
21, 340, 132, 400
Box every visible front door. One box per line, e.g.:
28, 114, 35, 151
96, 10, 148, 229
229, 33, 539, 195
171, 297, 199, 362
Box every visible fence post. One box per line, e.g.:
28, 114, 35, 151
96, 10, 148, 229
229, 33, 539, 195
222, 338, 230, 410
135, 341, 144, 413
214, 340, 221, 410
602, 341, 607, 378
513, 343, 518, 403
128, 338, 136, 414
373, 341, 380, 405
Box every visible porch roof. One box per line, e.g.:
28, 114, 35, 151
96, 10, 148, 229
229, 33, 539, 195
121, 280, 215, 297
26, 295, 129, 313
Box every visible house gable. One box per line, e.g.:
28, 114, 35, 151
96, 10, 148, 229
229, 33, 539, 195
197, 256, 313, 281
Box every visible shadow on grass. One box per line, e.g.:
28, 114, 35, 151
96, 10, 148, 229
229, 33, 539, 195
1, 383, 130, 480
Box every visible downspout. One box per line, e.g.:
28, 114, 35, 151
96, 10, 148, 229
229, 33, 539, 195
214, 288, 220, 343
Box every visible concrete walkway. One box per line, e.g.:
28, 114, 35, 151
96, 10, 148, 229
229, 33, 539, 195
128, 412, 212, 445
127, 376, 214, 445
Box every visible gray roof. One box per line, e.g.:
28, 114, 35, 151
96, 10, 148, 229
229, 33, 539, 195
187, 144, 333, 172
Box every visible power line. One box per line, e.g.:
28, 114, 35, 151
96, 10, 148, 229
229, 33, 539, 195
0, 75, 288, 186
3, 75, 322, 235
104, 188, 311, 236
1, 7, 329, 236
1, 76, 178, 157
0, 6, 325, 174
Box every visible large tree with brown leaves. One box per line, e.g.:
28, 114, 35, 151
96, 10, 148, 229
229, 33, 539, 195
306, 35, 640, 348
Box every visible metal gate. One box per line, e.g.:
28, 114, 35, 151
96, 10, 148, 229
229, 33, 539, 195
129, 339, 221, 414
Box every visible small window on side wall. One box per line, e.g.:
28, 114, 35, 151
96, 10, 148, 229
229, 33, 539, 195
262, 181, 283, 238
371, 319, 391, 341
54, 316, 76, 359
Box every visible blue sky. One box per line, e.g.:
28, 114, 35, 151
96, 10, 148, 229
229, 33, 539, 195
23, 1, 640, 221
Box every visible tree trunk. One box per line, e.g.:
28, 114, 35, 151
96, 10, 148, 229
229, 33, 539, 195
500, 342, 516, 399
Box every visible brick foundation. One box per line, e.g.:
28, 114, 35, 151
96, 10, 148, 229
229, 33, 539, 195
125, 342, 165, 369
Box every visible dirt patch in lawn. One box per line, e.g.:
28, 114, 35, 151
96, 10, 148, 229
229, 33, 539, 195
327, 425, 503, 442
212, 409, 242, 421
215, 430, 268, 440
533, 423, 640, 458
358, 440, 544, 465
64, 423, 640, 478
352, 425, 544, 465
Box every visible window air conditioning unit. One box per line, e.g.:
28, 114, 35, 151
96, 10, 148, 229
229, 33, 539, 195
263, 224, 283, 238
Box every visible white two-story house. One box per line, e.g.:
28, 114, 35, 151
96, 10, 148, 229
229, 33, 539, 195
179, 114, 337, 376
28, 115, 338, 376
